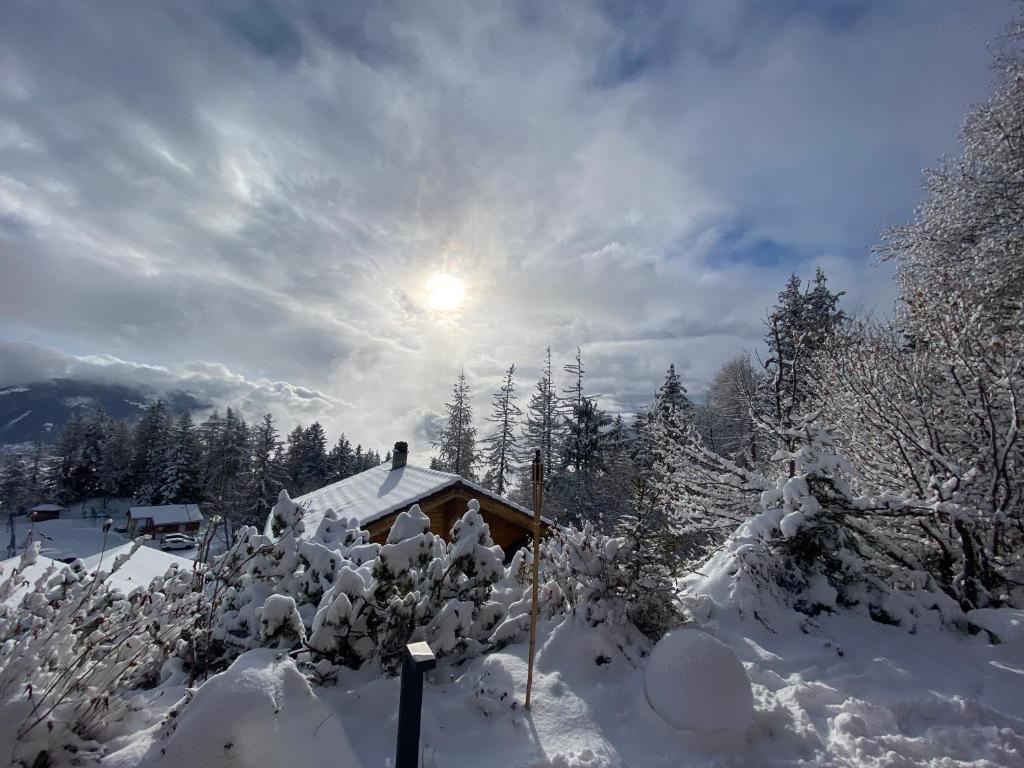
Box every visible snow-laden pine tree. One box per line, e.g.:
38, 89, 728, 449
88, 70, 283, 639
98, 420, 133, 501
159, 410, 202, 504
481, 364, 522, 496
298, 422, 331, 493
633, 365, 692, 479
548, 348, 617, 527
51, 407, 113, 503
764, 269, 844, 429
328, 433, 355, 481
132, 401, 171, 504
559, 347, 586, 472
432, 370, 478, 479
205, 407, 251, 544
247, 413, 287, 526
616, 365, 695, 581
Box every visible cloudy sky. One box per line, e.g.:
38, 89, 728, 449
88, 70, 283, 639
0, 0, 1015, 454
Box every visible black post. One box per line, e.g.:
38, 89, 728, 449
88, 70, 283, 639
395, 641, 436, 768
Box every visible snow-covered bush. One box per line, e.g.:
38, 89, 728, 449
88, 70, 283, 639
690, 413, 964, 633
540, 522, 684, 640
207, 494, 513, 677
0, 542, 202, 765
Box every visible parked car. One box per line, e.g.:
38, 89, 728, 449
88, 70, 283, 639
160, 534, 197, 551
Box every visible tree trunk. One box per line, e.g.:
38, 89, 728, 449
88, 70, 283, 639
954, 518, 979, 610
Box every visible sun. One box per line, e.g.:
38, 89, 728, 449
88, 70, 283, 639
425, 272, 466, 312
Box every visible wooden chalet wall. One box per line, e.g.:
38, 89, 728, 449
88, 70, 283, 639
364, 484, 547, 552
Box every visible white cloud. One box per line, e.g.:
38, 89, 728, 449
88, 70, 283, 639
0, 1, 1013, 451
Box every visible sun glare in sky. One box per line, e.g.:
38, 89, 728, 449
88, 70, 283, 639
425, 272, 466, 312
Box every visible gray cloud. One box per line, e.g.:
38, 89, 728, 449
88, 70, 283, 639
0, 341, 343, 426
0, 0, 1013, 450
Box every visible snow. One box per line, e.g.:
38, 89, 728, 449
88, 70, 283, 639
1, 409, 31, 431
5, 504, 1024, 766
106, 650, 362, 768
644, 629, 754, 734
9, 579, 1022, 767
14, 516, 131, 561
128, 504, 204, 525
29, 504, 63, 513
79, 543, 194, 591
4, 518, 194, 595
1, 542, 193, 601
284, 462, 540, 541
967, 608, 1024, 645
0, 552, 61, 607
0, 386, 29, 395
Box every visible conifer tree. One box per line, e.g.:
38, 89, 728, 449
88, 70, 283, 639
765, 269, 844, 425
522, 347, 561, 479
160, 410, 202, 504
298, 422, 330, 492
247, 413, 286, 529
560, 347, 585, 472
98, 421, 133, 502
432, 369, 478, 479
328, 433, 354, 481
482, 364, 522, 496
132, 401, 171, 504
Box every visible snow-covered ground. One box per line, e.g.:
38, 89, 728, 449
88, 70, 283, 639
2, 518, 195, 597
3, 511, 1022, 766
6, 514, 216, 563
90, 601, 1024, 768
10, 517, 130, 562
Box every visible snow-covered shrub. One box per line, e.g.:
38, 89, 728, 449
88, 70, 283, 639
691, 414, 964, 633
259, 594, 306, 647
541, 521, 683, 640
0, 542, 203, 765
208, 493, 513, 677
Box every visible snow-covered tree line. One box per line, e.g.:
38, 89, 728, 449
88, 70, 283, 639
0, 406, 384, 533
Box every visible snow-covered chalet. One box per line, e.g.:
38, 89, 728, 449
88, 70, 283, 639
282, 441, 549, 551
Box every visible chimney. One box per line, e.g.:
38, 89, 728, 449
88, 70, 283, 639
392, 441, 408, 470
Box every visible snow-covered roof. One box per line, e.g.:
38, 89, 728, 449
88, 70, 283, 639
30, 504, 63, 512
80, 543, 194, 589
2, 542, 193, 604
289, 462, 538, 538
129, 504, 204, 525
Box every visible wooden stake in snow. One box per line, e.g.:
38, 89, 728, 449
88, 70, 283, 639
525, 449, 543, 710
396, 641, 436, 768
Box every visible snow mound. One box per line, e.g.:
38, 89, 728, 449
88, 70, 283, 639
644, 629, 753, 735
136, 649, 362, 768
967, 608, 1024, 646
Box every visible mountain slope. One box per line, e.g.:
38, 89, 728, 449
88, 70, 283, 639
0, 379, 209, 446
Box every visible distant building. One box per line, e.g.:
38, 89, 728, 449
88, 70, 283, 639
271, 441, 549, 552
128, 504, 204, 537
29, 504, 63, 522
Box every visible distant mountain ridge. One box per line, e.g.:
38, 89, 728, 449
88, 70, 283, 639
0, 378, 210, 447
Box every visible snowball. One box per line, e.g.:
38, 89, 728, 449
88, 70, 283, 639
644, 629, 753, 734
